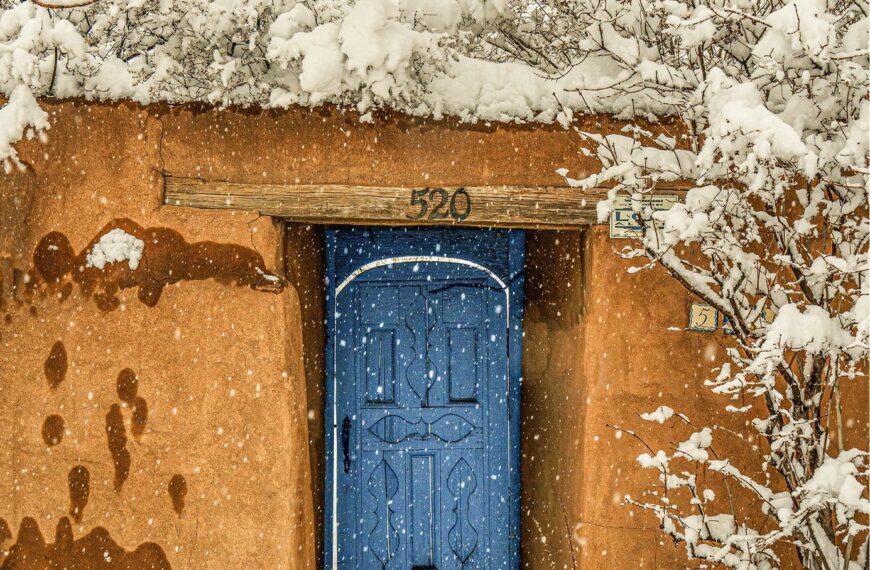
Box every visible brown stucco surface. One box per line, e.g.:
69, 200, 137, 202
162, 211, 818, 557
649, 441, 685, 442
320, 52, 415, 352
521, 229, 868, 569
0, 103, 316, 569
523, 229, 725, 568
0, 101, 866, 569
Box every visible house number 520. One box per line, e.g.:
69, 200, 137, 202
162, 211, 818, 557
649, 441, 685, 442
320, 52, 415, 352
407, 188, 472, 222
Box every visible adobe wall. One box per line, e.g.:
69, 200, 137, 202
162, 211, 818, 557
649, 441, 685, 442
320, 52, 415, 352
0, 103, 316, 569
522, 229, 868, 569
0, 101, 865, 569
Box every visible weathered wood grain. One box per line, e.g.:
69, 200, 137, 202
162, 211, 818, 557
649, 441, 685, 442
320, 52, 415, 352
163, 175, 683, 229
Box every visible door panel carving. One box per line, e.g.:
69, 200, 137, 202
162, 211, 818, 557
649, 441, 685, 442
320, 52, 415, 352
368, 414, 476, 444
368, 458, 400, 566
448, 457, 479, 565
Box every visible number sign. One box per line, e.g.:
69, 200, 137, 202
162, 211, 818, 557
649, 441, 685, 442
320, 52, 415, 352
610, 194, 679, 239
688, 303, 718, 332
407, 187, 472, 222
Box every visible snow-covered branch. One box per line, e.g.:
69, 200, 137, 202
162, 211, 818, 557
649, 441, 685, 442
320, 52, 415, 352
556, 1, 868, 568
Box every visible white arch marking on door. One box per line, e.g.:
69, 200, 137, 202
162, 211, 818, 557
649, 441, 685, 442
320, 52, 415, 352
331, 255, 510, 569
335, 255, 508, 296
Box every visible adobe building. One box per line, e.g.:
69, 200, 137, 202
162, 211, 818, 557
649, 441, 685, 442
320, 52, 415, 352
0, 102, 866, 569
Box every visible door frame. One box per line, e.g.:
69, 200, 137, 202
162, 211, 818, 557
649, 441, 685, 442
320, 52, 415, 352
324, 227, 525, 569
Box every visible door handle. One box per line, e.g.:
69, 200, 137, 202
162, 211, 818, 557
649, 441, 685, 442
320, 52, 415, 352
341, 416, 352, 473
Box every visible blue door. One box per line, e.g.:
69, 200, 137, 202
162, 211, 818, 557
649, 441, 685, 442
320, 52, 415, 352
325, 227, 524, 569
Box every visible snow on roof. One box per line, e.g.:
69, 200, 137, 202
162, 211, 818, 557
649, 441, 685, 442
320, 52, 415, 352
0, 1, 616, 169
0, 0, 660, 125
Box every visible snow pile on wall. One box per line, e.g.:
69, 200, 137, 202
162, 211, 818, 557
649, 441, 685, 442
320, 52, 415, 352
85, 229, 145, 271
639, 405, 675, 424
0, 85, 48, 172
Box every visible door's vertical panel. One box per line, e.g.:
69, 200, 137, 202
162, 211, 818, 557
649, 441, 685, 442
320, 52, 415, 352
335, 282, 360, 567
507, 230, 526, 568
439, 449, 485, 570
484, 287, 511, 569
361, 284, 400, 406
401, 285, 433, 408
440, 286, 482, 407
388, 449, 408, 569
352, 287, 367, 566
465, 448, 486, 570
447, 326, 479, 403
365, 330, 396, 404
438, 451, 459, 570
361, 451, 403, 569
409, 453, 437, 567
389, 284, 412, 412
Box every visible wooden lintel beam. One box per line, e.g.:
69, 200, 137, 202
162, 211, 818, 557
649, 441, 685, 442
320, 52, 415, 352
163, 175, 683, 229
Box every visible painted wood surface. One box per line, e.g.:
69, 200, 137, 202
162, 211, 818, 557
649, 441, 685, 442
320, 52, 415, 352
325, 227, 524, 569
163, 175, 684, 229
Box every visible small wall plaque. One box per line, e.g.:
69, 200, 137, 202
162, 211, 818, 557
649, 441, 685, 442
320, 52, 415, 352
610, 194, 679, 239
688, 303, 718, 332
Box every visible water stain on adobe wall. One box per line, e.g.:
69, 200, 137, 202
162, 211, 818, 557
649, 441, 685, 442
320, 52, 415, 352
68, 465, 90, 523
105, 404, 131, 492
43, 342, 67, 389
130, 397, 148, 439
40, 415, 64, 447
116, 369, 138, 402
32, 218, 284, 312
115, 369, 148, 439
0, 517, 170, 569
167, 475, 187, 517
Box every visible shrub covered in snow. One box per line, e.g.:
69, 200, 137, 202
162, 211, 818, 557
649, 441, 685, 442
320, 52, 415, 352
552, 1, 868, 568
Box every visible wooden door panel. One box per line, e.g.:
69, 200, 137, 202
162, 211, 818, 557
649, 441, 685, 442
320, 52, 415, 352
327, 228, 523, 570
408, 452, 438, 568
